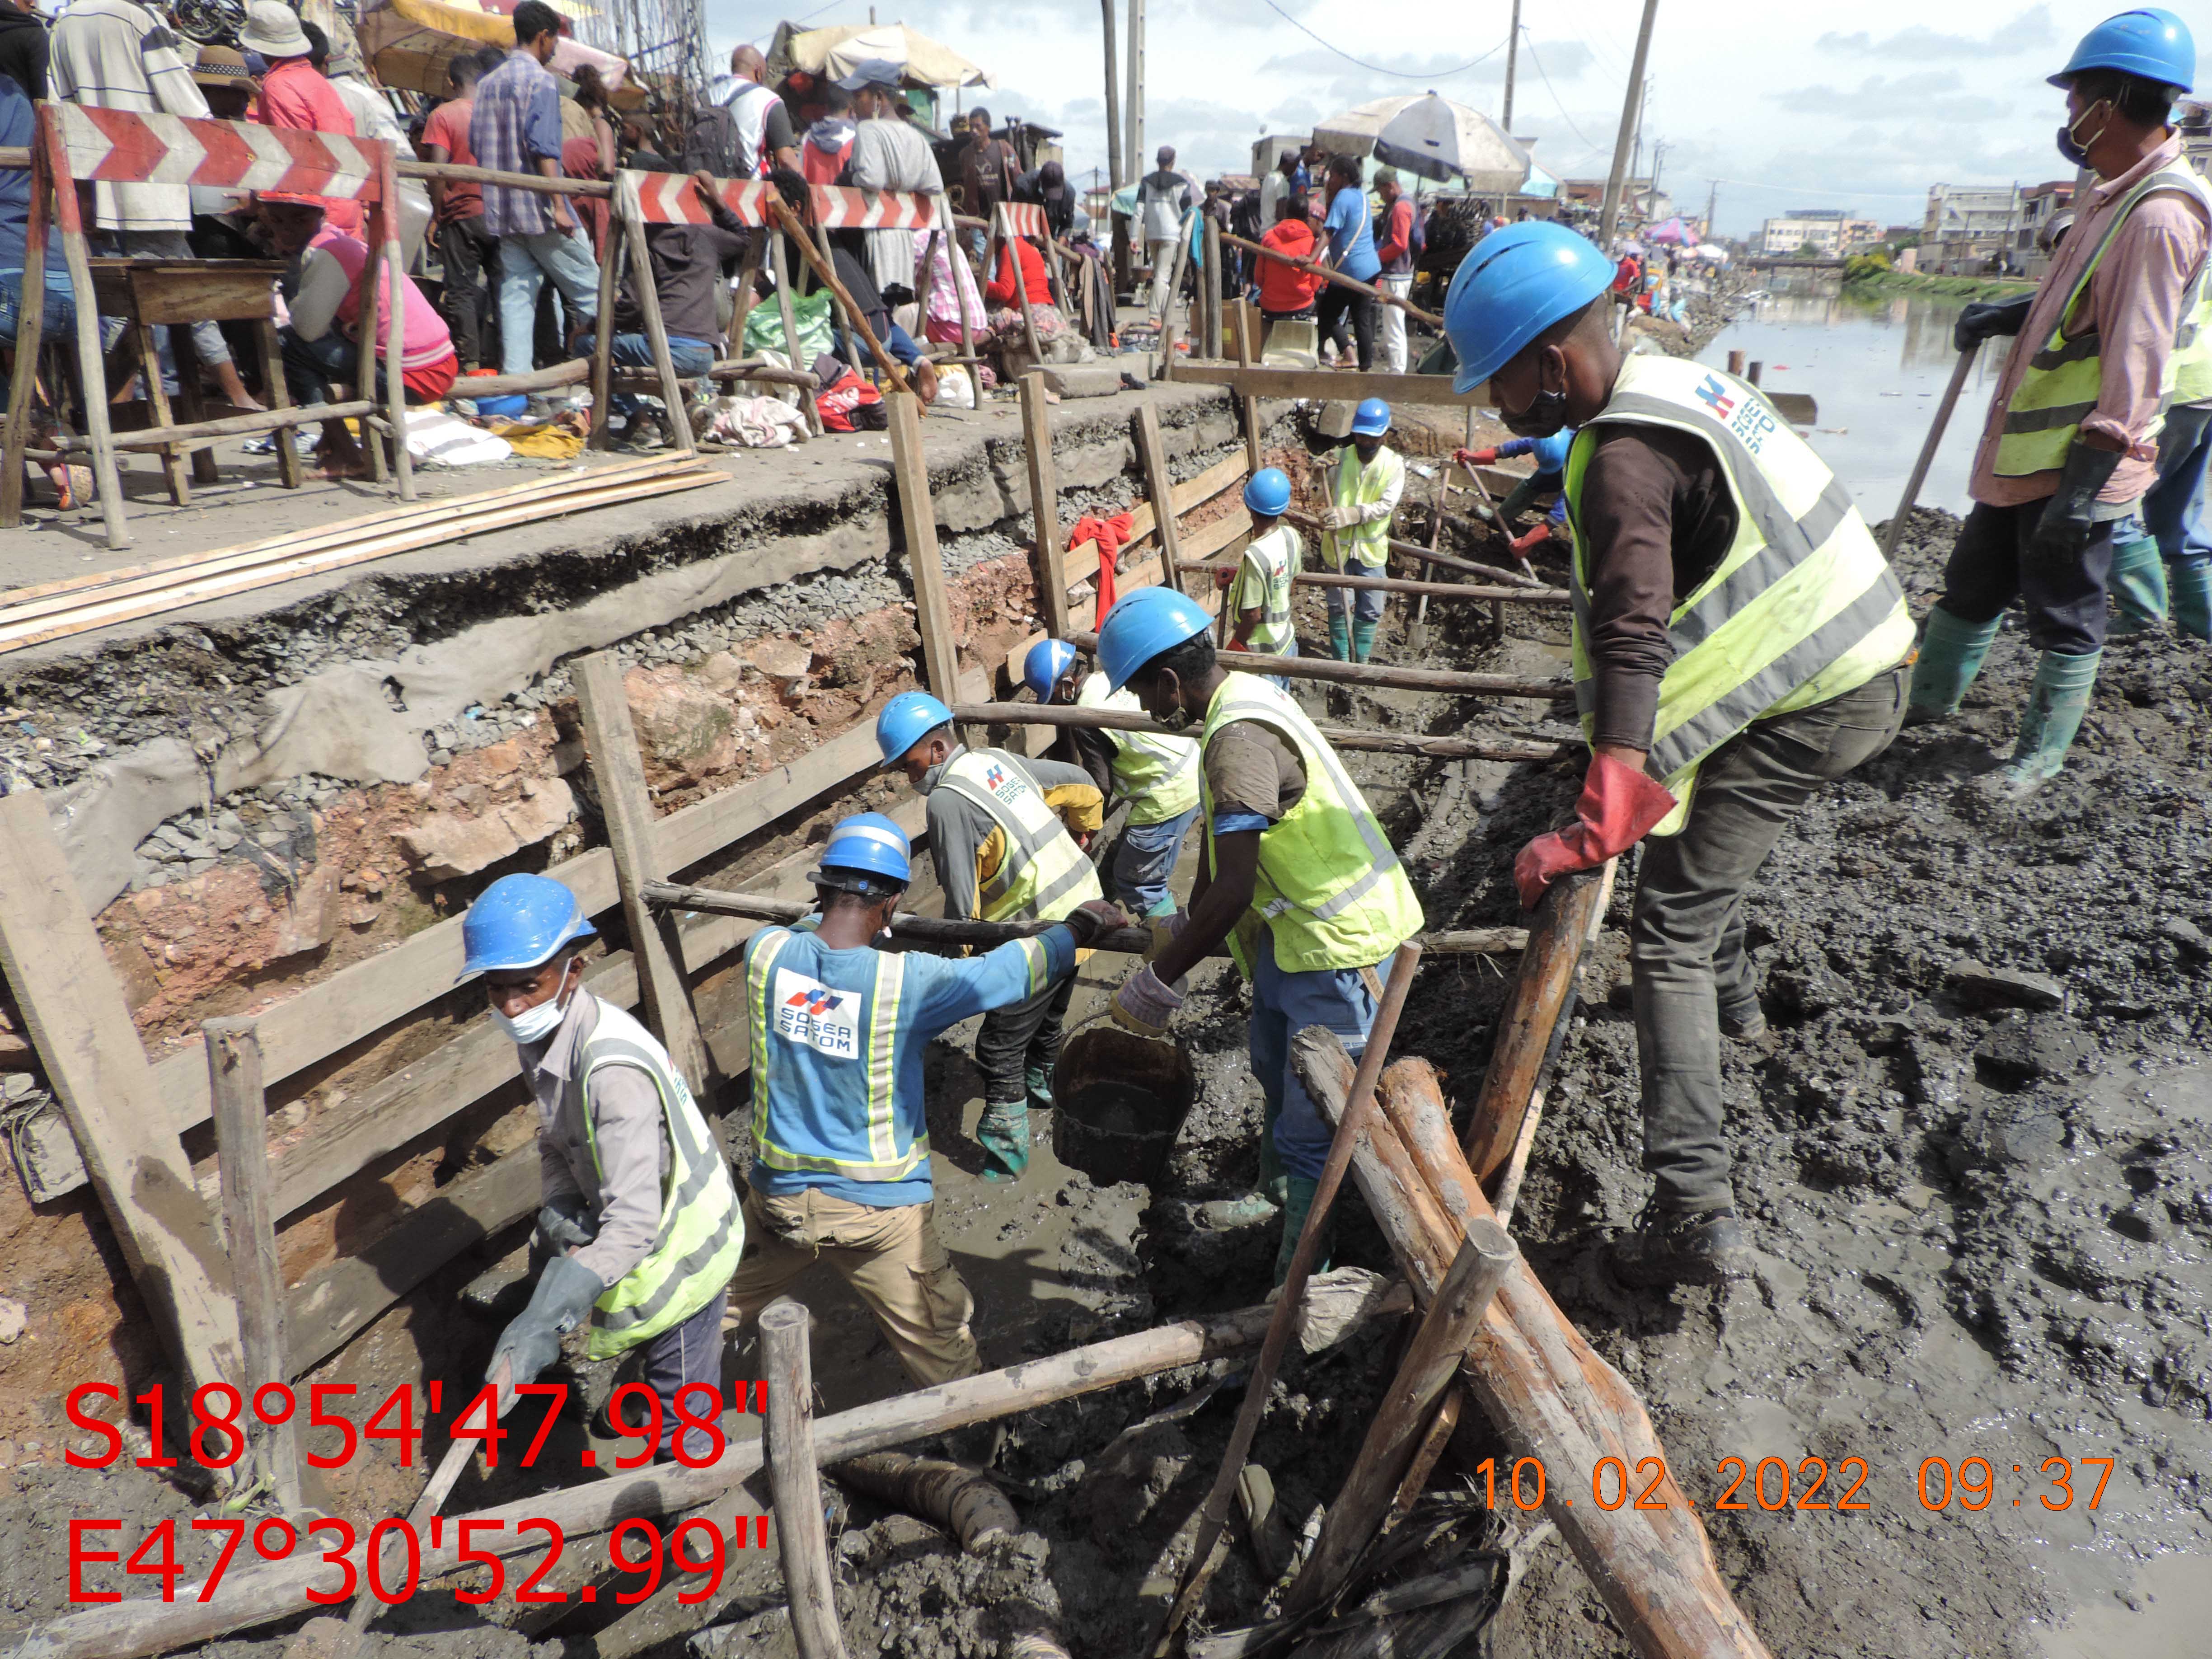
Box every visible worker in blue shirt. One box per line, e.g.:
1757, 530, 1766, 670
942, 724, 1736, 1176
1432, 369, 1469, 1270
1317, 153, 1381, 369
1460, 428, 1575, 556
725, 813, 1125, 1384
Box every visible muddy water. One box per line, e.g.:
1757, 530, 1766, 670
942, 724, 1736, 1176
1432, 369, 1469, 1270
1698, 276, 2013, 519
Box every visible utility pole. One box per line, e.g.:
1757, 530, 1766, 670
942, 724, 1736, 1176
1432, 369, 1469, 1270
1501, 0, 1520, 133
1103, 0, 1126, 292
1648, 139, 1666, 209
1598, 0, 1658, 247
1125, 0, 1146, 187
1704, 178, 1718, 240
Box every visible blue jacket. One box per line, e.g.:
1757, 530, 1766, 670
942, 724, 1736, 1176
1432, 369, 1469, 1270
1497, 428, 1575, 480
744, 919, 1077, 1207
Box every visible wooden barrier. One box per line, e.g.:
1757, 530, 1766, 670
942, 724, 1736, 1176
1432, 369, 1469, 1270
1169, 361, 1491, 406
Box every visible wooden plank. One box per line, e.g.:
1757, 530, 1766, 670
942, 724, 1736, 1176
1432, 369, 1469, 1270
575, 652, 714, 1092
204, 1019, 302, 1512
1181, 511, 1251, 563
1020, 372, 1072, 638
0, 790, 238, 1392
888, 390, 963, 705
1134, 406, 1188, 599
1172, 362, 1490, 406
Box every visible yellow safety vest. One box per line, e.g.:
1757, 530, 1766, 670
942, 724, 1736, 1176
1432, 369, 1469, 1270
935, 746, 1104, 923
1231, 525, 1302, 655
576, 1003, 744, 1359
1997, 161, 2212, 473
1200, 672, 1424, 976
1322, 445, 1403, 570
1076, 672, 1200, 823
1564, 355, 1915, 835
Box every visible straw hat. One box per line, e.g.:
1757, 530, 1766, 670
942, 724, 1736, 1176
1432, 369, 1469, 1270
239, 0, 310, 60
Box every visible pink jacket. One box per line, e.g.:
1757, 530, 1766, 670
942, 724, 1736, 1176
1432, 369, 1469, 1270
299, 225, 453, 372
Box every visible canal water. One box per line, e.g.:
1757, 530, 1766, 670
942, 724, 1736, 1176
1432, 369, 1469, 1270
1697, 276, 2015, 522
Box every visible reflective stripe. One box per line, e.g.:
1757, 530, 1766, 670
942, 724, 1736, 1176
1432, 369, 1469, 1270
937, 747, 1102, 923
2003, 398, 2100, 433
1235, 526, 1301, 655
865, 952, 904, 1167
839, 822, 910, 858
1322, 447, 1402, 569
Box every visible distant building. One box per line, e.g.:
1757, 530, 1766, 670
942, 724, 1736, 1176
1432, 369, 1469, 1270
1560, 177, 1670, 223
2015, 180, 2076, 276
1758, 208, 1871, 257
1923, 183, 2024, 273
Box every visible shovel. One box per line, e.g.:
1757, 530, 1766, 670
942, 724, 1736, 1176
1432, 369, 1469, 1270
1883, 341, 1982, 559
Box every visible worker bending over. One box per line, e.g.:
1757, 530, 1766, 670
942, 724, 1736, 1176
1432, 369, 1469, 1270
1443, 222, 1913, 1286
1317, 398, 1404, 661
469, 875, 742, 1463
1099, 588, 1423, 1277
728, 815, 1122, 1384
877, 692, 1106, 1181
1024, 638, 1202, 919
1227, 467, 1303, 687
1461, 429, 1576, 557
1911, 9, 2208, 793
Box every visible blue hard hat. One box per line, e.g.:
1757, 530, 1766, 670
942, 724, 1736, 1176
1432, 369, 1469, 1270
457, 874, 597, 980
1442, 221, 1616, 393
876, 689, 954, 765
816, 811, 912, 885
1350, 398, 1392, 437
2050, 9, 2193, 91
1243, 466, 1292, 517
1097, 586, 1211, 691
1023, 639, 1079, 700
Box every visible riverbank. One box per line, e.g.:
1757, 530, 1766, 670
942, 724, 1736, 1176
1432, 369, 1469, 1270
1846, 268, 2037, 300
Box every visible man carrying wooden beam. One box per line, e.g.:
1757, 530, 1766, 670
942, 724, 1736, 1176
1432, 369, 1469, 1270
1022, 638, 1201, 919
729, 814, 1125, 1386
1097, 588, 1424, 1276
1317, 398, 1405, 662
463, 874, 744, 1462
1443, 221, 1914, 1287
877, 691, 1108, 1181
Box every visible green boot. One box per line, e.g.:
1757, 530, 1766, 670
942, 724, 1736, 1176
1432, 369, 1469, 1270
1350, 618, 1379, 663
1986, 649, 2102, 800
1143, 893, 1181, 920
1326, 612, 1351, 661
2172, 558, 2212, 641
1904, 606, 2002, 725
2106, 535, 2169, 636
1273, 1175, 1332, 1286
978, 1098, 1031, 1182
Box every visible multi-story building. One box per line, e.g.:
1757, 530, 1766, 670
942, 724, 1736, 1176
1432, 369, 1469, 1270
1760, 209, 1850, 256
1923, 183, 2025, 273
2014, 181, 2076, 276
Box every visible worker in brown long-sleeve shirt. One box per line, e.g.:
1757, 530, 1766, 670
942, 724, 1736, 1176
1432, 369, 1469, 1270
1442, 221, 1914, 1287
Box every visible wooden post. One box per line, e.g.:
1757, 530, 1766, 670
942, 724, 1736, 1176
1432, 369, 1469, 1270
1202, 213, 1222, 360
761, 1298, 851, 1659
617, 172, 699, 455
1746, 361, 1763, 386
1001, 208, 1048, 379
886, 391, 964, 720
203, 1019, 302, 1514
766, 198, 914, 399
1461, 866, 1610, 1185
573, 651, 714, 1093
1020, 372, 1072, 637
1133, 404, 1188, 598
1156, 210, 1195, 380
1282, 1220, 1518, 1617
588, 179, 626, 450
42, 115, 129, 548
1231, 300, 1263, 475
769, 231, 823, 436
1725, 349, 1745, 376
0, 126, 44, 527
0, 791, 237, 1392
377, 151, 417, 497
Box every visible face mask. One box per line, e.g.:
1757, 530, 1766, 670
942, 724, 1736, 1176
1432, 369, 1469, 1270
1501, 348, 1570, 438
2057, 101, 2106, 169
494, 963, 573, 1045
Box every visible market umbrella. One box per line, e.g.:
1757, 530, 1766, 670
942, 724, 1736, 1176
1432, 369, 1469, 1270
1313, 92, 1529, 191
356, 0, 631, 99
770, 21, 993, 89
1646, 216, 1693, 244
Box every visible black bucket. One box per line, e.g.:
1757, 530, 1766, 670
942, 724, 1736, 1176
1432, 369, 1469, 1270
1051, 1026, 1195, 1186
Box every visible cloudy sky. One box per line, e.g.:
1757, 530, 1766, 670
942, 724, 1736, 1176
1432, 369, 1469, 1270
704, 1, 2204, 235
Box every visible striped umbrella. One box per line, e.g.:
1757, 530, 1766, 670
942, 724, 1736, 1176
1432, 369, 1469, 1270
1314, 93, 1530, 192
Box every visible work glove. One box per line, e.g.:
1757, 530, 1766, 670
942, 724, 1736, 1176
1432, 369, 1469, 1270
1514, 753, 1677, 910
1320, 504, 1360, 531
1454, 446, 1498, 467
1144, 908, 1189, 962
1111, 963, 1186, 1037
1953, 294, 2033, 353
1509, 521, 1552, 554
2026, 442, 2126, 572
1060, 898, 1129, 949
534, 1195, 598, 1256
1225, 636, 1251, 651
489, 1252, 602, 1388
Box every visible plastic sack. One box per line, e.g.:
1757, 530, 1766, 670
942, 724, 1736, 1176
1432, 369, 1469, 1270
743, 290, 835, 365
933, 364, 976, 408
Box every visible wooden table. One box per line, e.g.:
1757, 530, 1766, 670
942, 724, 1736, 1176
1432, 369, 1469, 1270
89, 258, 299, 500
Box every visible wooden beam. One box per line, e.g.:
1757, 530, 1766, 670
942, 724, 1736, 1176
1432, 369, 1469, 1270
950, 700, 1563, 764
204, 1019, 302, 1512
888, 390, 964, 708
1177, 561, 1570, 604
762, 1299, 852, 1659
1133, 404, 1190, 598
1066, 628, 1570, 699
1171, 362, 1490, 406
1020, 372, 1072, 638
0, 791, 238, 1394
574, 651, 715, 1093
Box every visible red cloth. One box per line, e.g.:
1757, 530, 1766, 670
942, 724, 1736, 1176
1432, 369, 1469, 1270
258, 59, 360, 234
1066, 511, 1135, 615
420, 98, 481, 222
1514, 753, 1675, 909
403, 351, 459, 403
986, 237, 1051, 309
561, 136, 610, 257
801, 133, 853, 184
1256, 220, 1320, 313
1612, 254, 1640, 294
816, 369, 885, 432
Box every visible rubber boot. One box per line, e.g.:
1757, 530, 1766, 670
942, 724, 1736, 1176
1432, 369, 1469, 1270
1326, 611, 1351, 661
1272, 1175, 1330, 1287
977, 1098, 1031, 1182
1903, 606, 2002, 726
1350, 618, 1379, 663
1143, 893, 1181, 920
2171, 558, 2212, 641
2105, 536, 2169, 636
1985, 648, 2102, 801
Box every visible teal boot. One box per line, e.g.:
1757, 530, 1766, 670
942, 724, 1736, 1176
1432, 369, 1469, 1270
1904, 606, 2002, 725
1200, 1105, 1287, 1228
978, 1097, 1031, 1182
2172, 558, 2212, 640
1326, 612, 1351, 661
1987, 649, 2102, 800
1272, 1175, 1331, 1286
2106, 535, 2169, 636
1350, 618, 1379, 663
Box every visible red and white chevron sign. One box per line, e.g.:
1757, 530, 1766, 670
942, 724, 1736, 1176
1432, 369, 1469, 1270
630, 170, 775, 227
811, 185, 940, 231
46, 104, 385, 198
995, 202, 1049, 240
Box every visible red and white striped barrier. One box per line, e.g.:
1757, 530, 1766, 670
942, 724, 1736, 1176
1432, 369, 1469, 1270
628, 169, 777, 228
811, 185, 941, 231
51, 103, 386, 199
995, 201, 1049, 241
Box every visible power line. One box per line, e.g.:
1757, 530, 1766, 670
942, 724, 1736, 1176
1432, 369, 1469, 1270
1258, 0, 1508, 80
1519, 34, 1601, 149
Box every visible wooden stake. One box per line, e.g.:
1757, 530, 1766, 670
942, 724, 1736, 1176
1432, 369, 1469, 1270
203, 1019, 301, 1514
574, 651, 715, 1093
1020, 371, 1072, 637
1494, 859, 1615, 1227
762, 1298, 853, 1659
1133, 404, 1189, 597
769, 197, 914, 399
1282, 1219, 1518, 1618
886, 391, 963, 717
769, 231, 823, 436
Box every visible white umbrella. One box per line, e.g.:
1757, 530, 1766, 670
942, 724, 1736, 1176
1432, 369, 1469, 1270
1314, 93, 1529, 191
